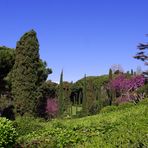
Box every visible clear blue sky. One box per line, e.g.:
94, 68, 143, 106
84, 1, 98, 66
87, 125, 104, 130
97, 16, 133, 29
0, 0, 148, 82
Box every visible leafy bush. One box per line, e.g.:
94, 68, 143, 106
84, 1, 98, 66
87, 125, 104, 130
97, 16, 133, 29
100, 105, 117, 113
14, 116, 44, 137
118, 102, 134, 109
137, 83, 148, 96
100, 102, 134, 113
0, 117, 17, 147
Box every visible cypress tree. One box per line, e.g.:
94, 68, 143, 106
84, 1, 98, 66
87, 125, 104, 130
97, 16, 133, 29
78, 91, 82, 105
109, 68, 113, 80
58, 70, 65, 116
131, 69, 134, 75
108, 68, 113, 105
82, 74, 88, 115
10, 30, 40, 115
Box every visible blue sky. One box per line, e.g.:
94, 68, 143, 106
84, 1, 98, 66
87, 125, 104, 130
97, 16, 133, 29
0, 0, 148, 82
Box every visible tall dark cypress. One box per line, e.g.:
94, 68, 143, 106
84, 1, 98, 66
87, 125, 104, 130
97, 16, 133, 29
131, 69, 134, 75
58, 70, 65, 116
82, 74, 88, 115
109, 68, 113, 80
11, 30, 40, 115
108, 68, 113, 105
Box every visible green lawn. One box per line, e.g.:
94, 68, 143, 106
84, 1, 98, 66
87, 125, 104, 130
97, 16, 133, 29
71, 105, 82, 115
15, 99, 148, 147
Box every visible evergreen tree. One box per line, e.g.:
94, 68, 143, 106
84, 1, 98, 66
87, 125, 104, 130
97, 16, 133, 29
108, 69, 113, 105
58, 70, 65, 116
10, 30, 40, 116
0, 47, 15, 118
64, 83, 71, 115
35, 60, 52, 117
0, 47, 15, 95
82, 74, 88, 115
109, 68, 113, 80
131, 69, 134, 75
134, 37, 148, 75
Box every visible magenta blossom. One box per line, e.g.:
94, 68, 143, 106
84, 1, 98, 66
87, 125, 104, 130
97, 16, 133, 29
46, 98, 58, 118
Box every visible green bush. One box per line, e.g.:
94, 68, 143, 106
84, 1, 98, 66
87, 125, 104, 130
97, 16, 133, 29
117, 102, 134, 109
0, 117, 17, 147
137, 84, 148, 96
100, 105, 117, 113
100, 102, 134, 114
14, 116, 44, 137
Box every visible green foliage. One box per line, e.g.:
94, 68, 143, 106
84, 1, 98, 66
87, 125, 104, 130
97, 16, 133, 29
100, 105, 117, 113
44, 80, 57, 97
82, 74, 88, 115
72, 75, 109, 116
35, 80, 56, 118
15, 98, 148, 147
62, 81, 72, 116
100, 102, 134, 113
57, 72, 73, 117
109, 68, 113, 80
74, 75, 109, 90
10, 30, 40, 115
71, 106, 82, 116
0, 117, 17, 147
58, 70, 65, 116
137, 83, 148, 97
0, 46, 14, 95
0, 46, 15, 80
14, 116, 44, 137
0, 47, 15, 119
9, 30, 51, 116
108, 68, 114, 105
36, 60, 52, 86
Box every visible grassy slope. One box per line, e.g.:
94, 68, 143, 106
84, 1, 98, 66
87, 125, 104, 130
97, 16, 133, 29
15, 99, 148, 148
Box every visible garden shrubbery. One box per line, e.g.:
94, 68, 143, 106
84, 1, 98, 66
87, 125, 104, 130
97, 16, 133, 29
0, 117, 17, 147
15, 99, 148, 147
14, 116, 44, 137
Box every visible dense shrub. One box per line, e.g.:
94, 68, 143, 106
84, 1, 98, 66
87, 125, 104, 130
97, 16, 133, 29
100, 105, 117, 113
100, 102, 134, 113
0, 117, 17, 147
14, 116, 44, 137
137, 83, 148, 96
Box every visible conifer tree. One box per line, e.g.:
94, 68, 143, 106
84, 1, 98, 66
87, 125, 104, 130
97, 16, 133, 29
0, 46, 15, 95
58, 70, 65, 116
109, 68, 113, 80
10, 30, 40, 115
131, 69, 134, 75
108, 69, 113, 105
82, 74, 88, 115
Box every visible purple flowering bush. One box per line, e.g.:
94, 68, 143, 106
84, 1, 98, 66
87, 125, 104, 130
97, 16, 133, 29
107, 74, 145, 104
46, 98, 59, 119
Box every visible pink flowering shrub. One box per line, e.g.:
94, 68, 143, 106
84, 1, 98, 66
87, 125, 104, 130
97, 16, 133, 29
107, 74, 145, 104
46, 98, 59, 118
